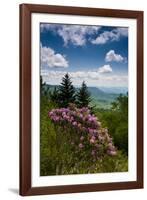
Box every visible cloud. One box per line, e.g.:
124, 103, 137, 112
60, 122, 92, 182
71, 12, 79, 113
105, 50, 124, 62
42, 69, 106, 82
40, 24, 55, 32
41, 64, 113, 84
91, 31, 114, 44
42, 70, 100, 80
115, 27, 128, 37
41, 24, 128, 46
58, 25, 101, 46
98, 65, 112, 73
71, 71, 100, 79
91, 27, 128, 45
41, 69, 127, 87
40, 24, 101, 46
41, 44, 68, 68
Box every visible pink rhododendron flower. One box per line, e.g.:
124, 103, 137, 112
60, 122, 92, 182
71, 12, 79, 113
48, 104, 117, 161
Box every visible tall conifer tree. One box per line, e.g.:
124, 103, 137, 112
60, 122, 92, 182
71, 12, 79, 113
58, 73, 75, 107
76, 81, 91, 107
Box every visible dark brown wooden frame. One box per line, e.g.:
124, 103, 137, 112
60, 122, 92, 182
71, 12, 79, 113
19, 3, 144, 196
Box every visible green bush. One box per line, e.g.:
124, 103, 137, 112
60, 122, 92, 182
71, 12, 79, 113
40, 96, 128, 176
95, 94, 128, 154
62, 151, 128, 174
40, 96, 57, 176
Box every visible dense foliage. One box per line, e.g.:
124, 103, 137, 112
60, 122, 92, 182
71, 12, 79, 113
40, 74, 128, 175
96, 94, 128, 154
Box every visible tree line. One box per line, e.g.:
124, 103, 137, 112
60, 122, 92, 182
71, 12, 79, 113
41, 73, 91, 108
40, 73, 128, 154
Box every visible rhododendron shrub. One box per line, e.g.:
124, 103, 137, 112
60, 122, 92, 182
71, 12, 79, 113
48, 104, 117, 163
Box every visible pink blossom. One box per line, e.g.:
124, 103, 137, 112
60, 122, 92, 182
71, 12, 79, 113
88, 128, 94, 135
107, 143, 116, 151
98, 135, 104, 141
79, 113, 83, 118
80, 136, 84, 141
79, 143, 84, 148
77, 123, 82, 128
62, 112, 66, 116
48, 105, 117, 159
107, 150, 117, 156
70, 116, 74, 121
72, 121, 77, 126
90, 138, 95, 144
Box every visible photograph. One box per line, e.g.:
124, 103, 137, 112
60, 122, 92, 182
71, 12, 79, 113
19, 4, 143, 195
40, 23, 129, 176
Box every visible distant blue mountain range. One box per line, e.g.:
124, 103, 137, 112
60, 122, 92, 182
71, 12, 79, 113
99, 87, 128, 94
42, 84, 128, 109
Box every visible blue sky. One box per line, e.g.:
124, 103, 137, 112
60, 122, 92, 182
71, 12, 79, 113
40, 23, 128, 87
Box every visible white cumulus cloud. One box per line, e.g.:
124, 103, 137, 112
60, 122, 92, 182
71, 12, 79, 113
41, 24, 128, 46
98, 65, 112, 73
91, 27, 128, 45
58, 25, 101, 46
41, 44, 69, 68
115, 27, 128, 37
105, 50, 124, 62
40, 24, 101, 46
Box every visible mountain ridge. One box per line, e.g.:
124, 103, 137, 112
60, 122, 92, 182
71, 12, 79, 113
42, 84, 127, 109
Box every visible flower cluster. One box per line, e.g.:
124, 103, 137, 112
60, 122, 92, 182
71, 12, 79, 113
49, 104, 117, 161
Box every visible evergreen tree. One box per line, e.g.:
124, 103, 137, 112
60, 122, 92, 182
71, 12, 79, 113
40, 76, 45, 96
76, 81, 91, 108
50, 87, 60, 105
58, 73, 75, 107
44, 87, 49, 97
40, 76, 43, 89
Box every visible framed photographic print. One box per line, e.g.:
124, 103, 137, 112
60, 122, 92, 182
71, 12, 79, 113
19, 4, 143, 196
